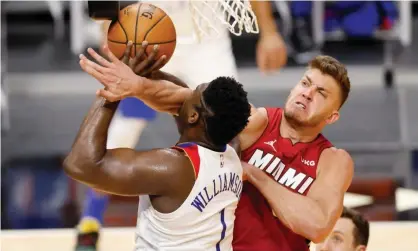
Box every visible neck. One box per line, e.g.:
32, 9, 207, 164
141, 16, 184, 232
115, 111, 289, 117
178, 132, 225, 152
280, 115, 322, 144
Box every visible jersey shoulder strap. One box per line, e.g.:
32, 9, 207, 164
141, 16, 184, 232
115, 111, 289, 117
172, 142, 201, 178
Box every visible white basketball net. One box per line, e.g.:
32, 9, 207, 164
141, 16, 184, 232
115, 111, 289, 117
188, 0, 259, 40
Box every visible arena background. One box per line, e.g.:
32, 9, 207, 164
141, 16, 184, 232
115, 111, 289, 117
1, 1, 418, 250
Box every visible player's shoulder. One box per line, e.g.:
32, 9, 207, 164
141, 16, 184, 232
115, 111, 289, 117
154, 147, 196, 179
251, 106, 284, 122
322, 147, 351, 159
247, 106, 268, 127
153, 148, 185, 158
151, 148, 193, 168
239, 107, 275, 150
148, 148, 196, 195
163, 146, 194, 158
251, 106, 268, 117
320, 147, 354, 169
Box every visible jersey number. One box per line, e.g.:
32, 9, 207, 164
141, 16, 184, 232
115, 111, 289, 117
215, 209, 226, 251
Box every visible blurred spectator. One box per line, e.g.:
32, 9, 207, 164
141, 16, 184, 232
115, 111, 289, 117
315, 207, 370, 251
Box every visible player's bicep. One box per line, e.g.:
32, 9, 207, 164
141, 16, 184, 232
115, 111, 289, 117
307, 149, 354, 227
92, 148, 180, 196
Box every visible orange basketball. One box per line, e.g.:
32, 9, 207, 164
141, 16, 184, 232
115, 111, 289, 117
107, 3, 176, 68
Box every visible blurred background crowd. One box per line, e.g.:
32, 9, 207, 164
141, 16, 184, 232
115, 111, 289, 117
1, 0, 418, 246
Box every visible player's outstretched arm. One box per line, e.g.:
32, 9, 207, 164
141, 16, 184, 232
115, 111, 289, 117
63, 96, 193, 196
79, 42, 192, 115
243, 147, 354, 243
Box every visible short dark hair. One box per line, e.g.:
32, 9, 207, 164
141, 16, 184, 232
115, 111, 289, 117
341, 207, 370, 247
309, 55, 351, 108
202, 77, 251, 146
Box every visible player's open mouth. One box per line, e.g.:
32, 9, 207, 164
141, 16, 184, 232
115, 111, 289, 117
295, 102, 306, 109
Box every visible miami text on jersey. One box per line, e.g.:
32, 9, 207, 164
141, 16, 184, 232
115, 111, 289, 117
248, 149, 314, 194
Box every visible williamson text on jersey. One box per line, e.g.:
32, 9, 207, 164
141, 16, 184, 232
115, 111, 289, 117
192, 172, 243, 212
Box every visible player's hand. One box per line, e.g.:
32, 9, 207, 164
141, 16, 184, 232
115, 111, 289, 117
242, 161, 270, 188
256, 32, 287, 74
79, 41, 164, 102
127, 41, 167, 76
79, 41, 139, 102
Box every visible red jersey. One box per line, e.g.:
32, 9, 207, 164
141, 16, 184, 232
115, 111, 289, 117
232, 108, 333, 251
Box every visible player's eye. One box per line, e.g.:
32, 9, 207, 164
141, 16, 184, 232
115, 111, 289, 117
331, 235, 342, 242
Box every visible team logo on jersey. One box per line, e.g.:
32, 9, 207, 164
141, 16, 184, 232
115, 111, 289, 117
264, 139, 277, 152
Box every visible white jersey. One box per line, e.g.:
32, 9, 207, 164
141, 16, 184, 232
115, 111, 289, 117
135, 143, 243, 251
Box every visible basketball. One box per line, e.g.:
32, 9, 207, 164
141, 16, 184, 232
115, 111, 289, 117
107, 3, 176, 68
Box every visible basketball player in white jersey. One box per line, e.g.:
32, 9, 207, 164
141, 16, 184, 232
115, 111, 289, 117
76, 1, 286, 249
64, 44, 251, 250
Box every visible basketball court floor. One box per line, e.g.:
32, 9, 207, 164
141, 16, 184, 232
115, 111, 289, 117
2, 222, 417, 251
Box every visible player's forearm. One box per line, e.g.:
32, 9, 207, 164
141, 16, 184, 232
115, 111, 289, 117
258, 180, 333, 242
63, 97, 118, 183
150, 70, 189, 88
244, 161, 333, 242
250, 0, 279, 36
135, 75, 193, 115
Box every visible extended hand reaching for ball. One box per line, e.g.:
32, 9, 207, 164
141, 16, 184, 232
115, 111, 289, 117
79, 41, 166, 102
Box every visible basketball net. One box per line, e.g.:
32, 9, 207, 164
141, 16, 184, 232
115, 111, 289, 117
188, 0, 259, 41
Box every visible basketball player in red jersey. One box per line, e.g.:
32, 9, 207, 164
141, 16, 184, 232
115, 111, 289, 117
80, 47, 354, 251
234, 59, 353, 250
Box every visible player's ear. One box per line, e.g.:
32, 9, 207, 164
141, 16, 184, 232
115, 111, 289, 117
355, 245, 367, 251
326, 110, 339, 125
187, 107, 200, 125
